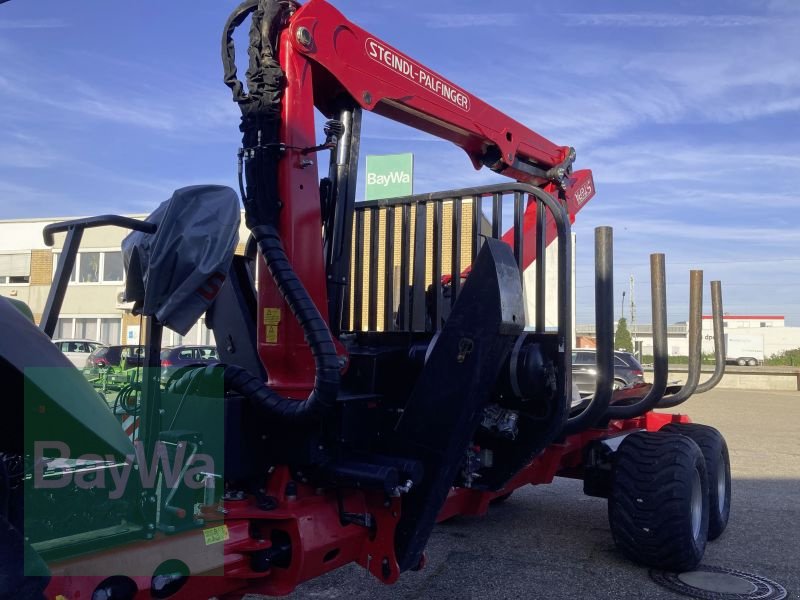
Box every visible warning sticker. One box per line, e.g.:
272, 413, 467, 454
265, 325, 279, 344
203, 524, 229, 546
264, 307, 281, 325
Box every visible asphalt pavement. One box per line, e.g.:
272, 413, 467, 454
263, 388, 800, 599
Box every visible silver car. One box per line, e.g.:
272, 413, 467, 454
53, 339, 106, 368
572, 349, 646, 398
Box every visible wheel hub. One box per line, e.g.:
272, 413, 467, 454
691, 468, 703, 540
717, 461, 726, 514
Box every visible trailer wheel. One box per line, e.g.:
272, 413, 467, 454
746, 358, 758, 367
608, 431, 709, 571
736, 358, 747, 366
661, 423, 731, 541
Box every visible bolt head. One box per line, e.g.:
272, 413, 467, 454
296, 27, 312, 47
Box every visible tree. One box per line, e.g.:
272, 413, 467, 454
615, 317, 633, 352
766, 347, 800, 366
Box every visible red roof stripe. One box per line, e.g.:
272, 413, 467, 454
701, 315, 784, 320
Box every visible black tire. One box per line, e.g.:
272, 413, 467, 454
661, 423, 731, 541
736, 358, 747, 366
746, 358, 758, 367
608, 431, 709, 571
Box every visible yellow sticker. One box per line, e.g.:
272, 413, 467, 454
263, 307, 282, 325
265, 325, 279, 344
203, 524, 229, 546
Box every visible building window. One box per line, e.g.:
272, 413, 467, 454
185, 322, 201, 345
52, 253, 78, 282
55, 318, 74, 339
54, 317, 122, 344
103, 251, 124, 282
0, 275, 30, 284
78, 252, 100, 283
53, 251, 124, 284
201, 319, 215, 345
75, 317, 99, 340
163, 329, 184, 347
162, 320, 215, 347
0, 253, 31, 285
100, 318, 122, 345
760, 322, 767, 327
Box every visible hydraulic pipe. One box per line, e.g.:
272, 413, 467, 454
215, 0, 340, 422
535, 201, 546, 332
605, 254, 668, 419
695, 280, 725, 394
658, 270, 703, 408
562, 226, 614, 435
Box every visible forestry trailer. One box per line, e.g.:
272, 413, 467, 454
0, 1, 731, 598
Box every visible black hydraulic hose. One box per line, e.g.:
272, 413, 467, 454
221, 0, 259, 105
170, 362, 335, 423
203, 0, 340, 422
605, 254, 668, 420
168, 224, 341, 422
225, 361, 335, 421
249, 223, 341, 419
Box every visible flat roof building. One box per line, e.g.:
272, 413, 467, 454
0, 215, 251, 347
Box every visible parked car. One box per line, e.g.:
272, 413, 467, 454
85, 345, 146, 370
53, 339, 105, 368
572, 349, 645, 397
160, 345, 219, 386
82, 345, 147, 395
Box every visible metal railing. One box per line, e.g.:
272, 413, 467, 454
342, 183, 570, 337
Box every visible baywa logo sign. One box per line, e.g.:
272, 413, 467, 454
367, 171, 410, 188
365, 153, 414, 201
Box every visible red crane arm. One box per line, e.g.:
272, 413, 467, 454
259, 0, 595, 394
289, 0, 595, 267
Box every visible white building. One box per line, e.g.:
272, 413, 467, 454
577, 314, 799, 359
704, 315, 784, 329
0, 215, 251, 347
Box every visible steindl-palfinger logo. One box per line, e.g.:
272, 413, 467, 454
365, 37, 471, 112
33, 440, 213, 500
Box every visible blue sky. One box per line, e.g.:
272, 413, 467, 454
1, 0, 799, 325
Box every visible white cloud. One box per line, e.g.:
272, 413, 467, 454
0, 133, 62, 168
0, 18, 68, 30
0, 64, 238, 135
470, 11, 800, 149
56, 95, 178, 131
424, 13, 520, 28
584, 142, 800, 186
561, 13, 771, 28
591, 215, 800, 245
0, 181, 76, 218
